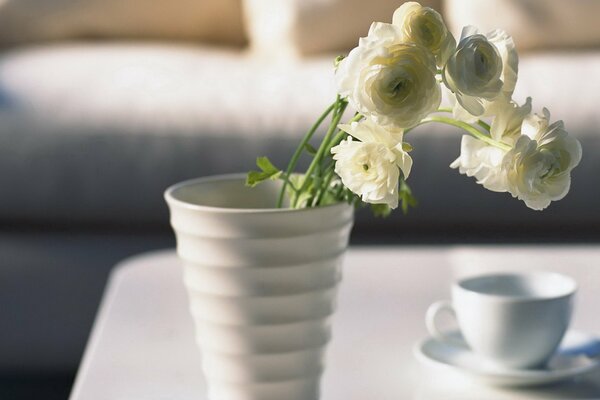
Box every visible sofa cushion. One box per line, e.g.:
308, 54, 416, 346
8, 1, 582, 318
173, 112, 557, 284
242, 0, 443, 58
0, 43, 336, 227
445, 0, 600, 51
0, 43, 599, 230
0, 0, 246, 48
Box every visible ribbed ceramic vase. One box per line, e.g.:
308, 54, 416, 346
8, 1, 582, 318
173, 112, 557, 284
165, 174, 354, 400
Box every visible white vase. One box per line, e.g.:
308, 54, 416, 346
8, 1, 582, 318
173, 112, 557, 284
165, 174, 354, 400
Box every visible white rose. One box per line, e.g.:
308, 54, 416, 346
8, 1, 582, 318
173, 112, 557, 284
443, 26, 518, 117
392, 1, 456, 66
502, 109, 582, 210
331, 118, 413, 208
450, 98, 531, 192
336, 22, 441, 129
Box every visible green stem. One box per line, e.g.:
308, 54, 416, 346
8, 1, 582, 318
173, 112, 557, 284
293, 99, 347, 207
435, 108, 492, 132
313, 113, 363, 206
478, 120, 491, 132
276, 100, 337, 208
334, 180, 345, 199
313, 166, 336, 206
413, 116, 511, 151
279, 173, 298, 192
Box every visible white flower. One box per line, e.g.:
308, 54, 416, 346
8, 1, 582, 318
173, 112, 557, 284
489, 97, 531, 143
450, 98, 531, 192
392, 1, 456, 66
336, 22, 441, 129
502, 109, 582, 210
331, 118, 413, 208
338, 118, 413, 178
450, 136, 508, 192
443, 26, 518, 117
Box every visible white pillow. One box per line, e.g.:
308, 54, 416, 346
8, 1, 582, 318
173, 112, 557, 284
445, 0, 600, 51
243, 0, 443, 58
0, 0, 246, 47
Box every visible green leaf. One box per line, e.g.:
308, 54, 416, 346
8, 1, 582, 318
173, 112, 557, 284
246, 157, 282, 187
370, 204, 392, 218
304, 143, 318, 155
319, 190, 338, 206
334, 55, 346, 68
245, 171, 274, 187
256, 156, 279, 175
399, 179, 418, 215
245, 171, 261, 187
270, 171, 283, 181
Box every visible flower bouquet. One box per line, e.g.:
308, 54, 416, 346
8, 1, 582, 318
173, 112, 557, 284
167, 3, 583, 399
247, 1, 582, 214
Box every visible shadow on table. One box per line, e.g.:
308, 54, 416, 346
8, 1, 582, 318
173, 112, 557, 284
516, 378, 600, 399
413, 371, 600, 400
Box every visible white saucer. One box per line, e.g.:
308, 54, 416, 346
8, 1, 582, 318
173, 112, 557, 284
414, 330, 600, 387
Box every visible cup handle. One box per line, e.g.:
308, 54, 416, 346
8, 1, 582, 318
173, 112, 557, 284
426, 300, 457, 343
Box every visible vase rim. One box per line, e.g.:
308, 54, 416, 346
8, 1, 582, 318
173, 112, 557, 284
164, 173, 353, 214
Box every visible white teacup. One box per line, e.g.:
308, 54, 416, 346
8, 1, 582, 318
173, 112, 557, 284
426, 272, 576, 369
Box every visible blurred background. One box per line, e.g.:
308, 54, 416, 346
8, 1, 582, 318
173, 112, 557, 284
0, 0, 599, 398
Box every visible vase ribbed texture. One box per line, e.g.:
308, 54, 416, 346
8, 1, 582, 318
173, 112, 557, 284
165, 175, 354, 400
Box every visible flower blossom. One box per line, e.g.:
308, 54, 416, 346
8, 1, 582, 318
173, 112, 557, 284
336, 22, 441, 129
450, 98, 531, 192
443, 26, 518, 117
502, 109, 582, 210
392, 1, 456, 66
331, 118, 413, 208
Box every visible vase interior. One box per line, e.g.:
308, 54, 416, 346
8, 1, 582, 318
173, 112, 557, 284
168, 175, 288, 209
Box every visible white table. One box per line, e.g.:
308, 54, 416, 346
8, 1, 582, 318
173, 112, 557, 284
70, 246, 600, 400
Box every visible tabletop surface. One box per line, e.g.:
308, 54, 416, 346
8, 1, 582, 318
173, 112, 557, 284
70, 245, 600, 400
